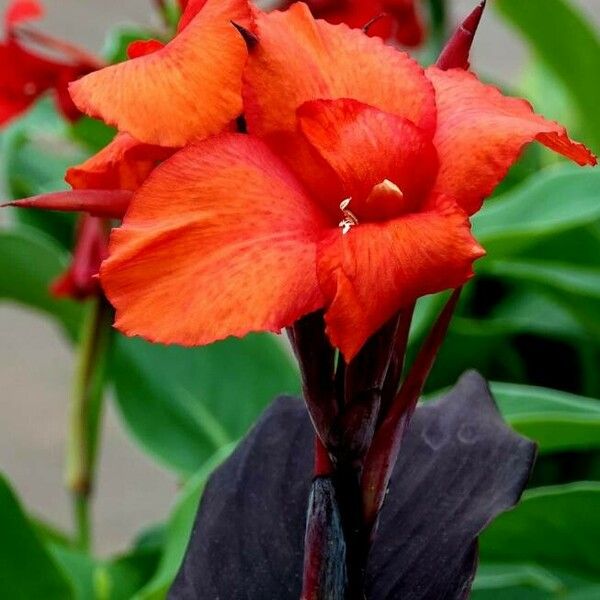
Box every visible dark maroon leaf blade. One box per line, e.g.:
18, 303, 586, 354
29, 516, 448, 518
169, 371, 536, 600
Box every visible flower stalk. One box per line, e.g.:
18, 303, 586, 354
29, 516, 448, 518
299, 288, 461, 598
65, 296, 113, 550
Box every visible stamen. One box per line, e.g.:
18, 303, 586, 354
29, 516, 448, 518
339, 198, 359, 235
378, 179, 404, 199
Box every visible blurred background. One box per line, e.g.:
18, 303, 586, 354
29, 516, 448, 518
0, 2, 599, 596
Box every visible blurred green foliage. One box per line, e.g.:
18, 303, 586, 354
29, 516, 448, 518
0, 0, 599, 597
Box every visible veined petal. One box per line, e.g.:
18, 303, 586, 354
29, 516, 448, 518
244, 3, 436, 139
427, 67, 597, 215
298, 98, 438, 219
101, 134, 329, 346
66, 133, 173, 191
317, 197, 484, 361
177, 0, 208, 31
69, 0, 253, 147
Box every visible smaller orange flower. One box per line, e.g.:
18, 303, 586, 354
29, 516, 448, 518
0, 0, 100, 126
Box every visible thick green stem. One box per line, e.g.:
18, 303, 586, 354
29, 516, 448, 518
65, 297, 113, 551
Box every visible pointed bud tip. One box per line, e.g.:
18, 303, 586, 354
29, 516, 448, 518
436, 0, 487, 71
231, 21, 258, 50
463, 0, 486, 34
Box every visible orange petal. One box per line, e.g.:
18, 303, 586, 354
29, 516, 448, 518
244, 3, 436, 139
317, 197, 484, 361
427, 67, 597, 215
66, 133, 173, 191
101, 134, 329, 346
126, 39, 165, 59
297, 98, 438, 219
177, 0, 208, 31
69, 0, 253, 147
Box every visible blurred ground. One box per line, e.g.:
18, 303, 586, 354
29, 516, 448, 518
0, 0, 599, 556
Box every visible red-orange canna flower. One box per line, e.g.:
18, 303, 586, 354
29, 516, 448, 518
278, 0, 424, 46
69, 0, 254, 147
80, 3, 595, 360
0, 0, 100, 126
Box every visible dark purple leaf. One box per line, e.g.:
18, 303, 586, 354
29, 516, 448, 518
169, 371, 536, 599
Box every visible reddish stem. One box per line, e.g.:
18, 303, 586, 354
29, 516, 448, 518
379, 303, 416, 421
361, 288, 463, 532
288, 312, 338, 450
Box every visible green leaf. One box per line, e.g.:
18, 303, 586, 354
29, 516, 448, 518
0, 473, 74, 599
480, 259, 600, 301
485, 290, 588, 341
563, 586, 600, 599
473, 165, 600, 257
496, 0, 600, 151
50, 544, 161, 600
473, 562, 565, 594
478, 259, 600, 337
518, 223, 600, 267
480, 482, 600, 580
111, 334, 300, 474
134, 446, 234, 600
491, 382, 600, 453
1, 99, 85, 248
69, 117, 116, 154
0, 226, 83, 338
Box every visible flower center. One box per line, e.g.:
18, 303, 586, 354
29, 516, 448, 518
338, 198, 359, 235
338, 179, 406, 233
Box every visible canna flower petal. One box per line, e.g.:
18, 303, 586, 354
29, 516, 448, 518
297, 98, 438, 219
101, 134, 329, 345
126, 39, 165, 59
243, 3, 436, 140
178, 0, 210, 31
427, 67, 597, 215
317, 197, 485, 361
66, 133, 173, 191
69, 0, 253, 147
